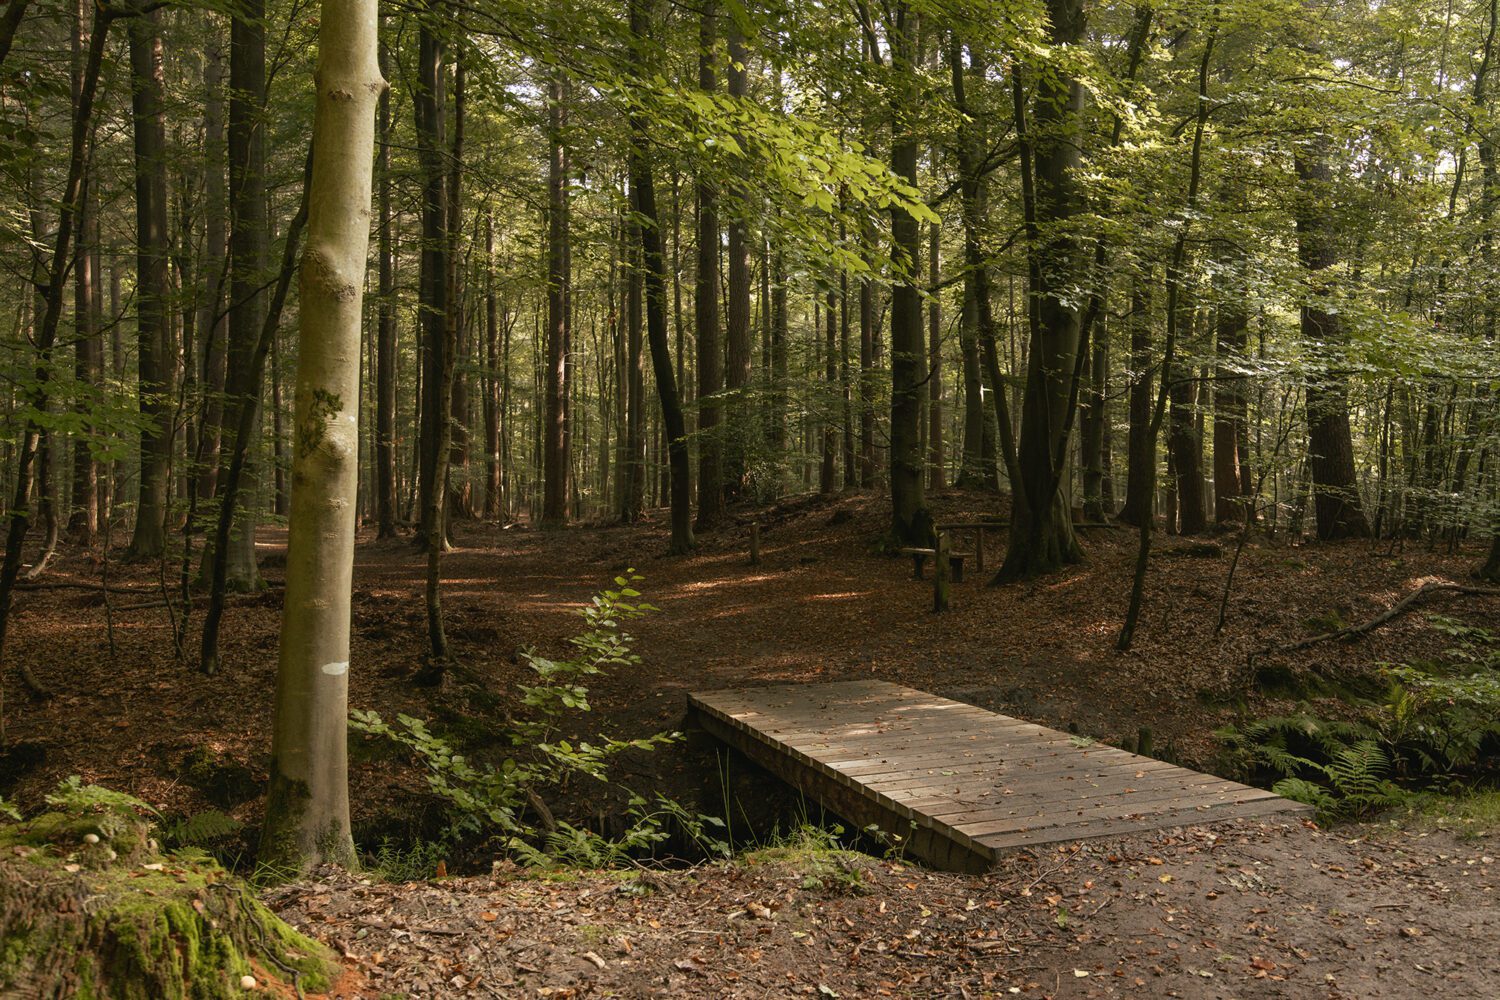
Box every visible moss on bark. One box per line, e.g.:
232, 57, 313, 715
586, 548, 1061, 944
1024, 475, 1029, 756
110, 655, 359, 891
1, 782, 339, 999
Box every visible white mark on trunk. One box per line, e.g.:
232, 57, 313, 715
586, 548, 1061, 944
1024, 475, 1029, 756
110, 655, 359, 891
320, 661, 349, 676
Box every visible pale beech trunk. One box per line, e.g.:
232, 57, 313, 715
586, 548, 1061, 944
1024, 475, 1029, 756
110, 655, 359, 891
261, 0, 382, 871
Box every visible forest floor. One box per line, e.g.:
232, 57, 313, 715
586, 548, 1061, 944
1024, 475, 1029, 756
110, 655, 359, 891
3, 487, 1500, 996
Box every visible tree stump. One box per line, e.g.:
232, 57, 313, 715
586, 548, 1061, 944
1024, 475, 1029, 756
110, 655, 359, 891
0, 780, 340, 998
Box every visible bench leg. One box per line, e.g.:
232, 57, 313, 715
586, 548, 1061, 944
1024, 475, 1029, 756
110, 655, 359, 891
912, 553, 927, 580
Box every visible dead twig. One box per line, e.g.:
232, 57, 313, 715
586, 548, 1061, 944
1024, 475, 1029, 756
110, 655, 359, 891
1248, 581, 1500, 669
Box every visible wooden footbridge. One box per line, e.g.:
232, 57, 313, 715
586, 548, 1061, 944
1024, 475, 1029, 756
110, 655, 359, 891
688, 680, 1310, 873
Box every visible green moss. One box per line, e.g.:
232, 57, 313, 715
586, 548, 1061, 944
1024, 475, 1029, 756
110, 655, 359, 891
1, 780, 339, 999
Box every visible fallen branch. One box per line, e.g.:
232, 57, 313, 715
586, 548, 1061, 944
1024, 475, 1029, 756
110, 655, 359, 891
15, 581, 155, 595
1249, 581, 1500, 668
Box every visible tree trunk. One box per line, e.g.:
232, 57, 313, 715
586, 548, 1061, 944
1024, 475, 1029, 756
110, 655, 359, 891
196, 38, 228, 506
1213, 269, 1249, 524
629, 0, 693, 553
1294, 141, 1371, 540
217, 0, 268, 589
821, 284, 837, 492
1116, 281, 1154, 526
996, 0, 1086, 581
927, 220, 945, 491
695, 1, 723, 529
66, 0, 102, 546
260, 0, 380, 872
0, 0, 31, 75
126, 11, 173, 562
483, 214, 503, 520
415, 21, 450, 547
375, 30, 399, 537
1166, 295, 1206, 535
446, 57, 471, 523
887, 2, 931, 547
541, 72, 569, 527
1080, 311, 1108, 521
724, 18, 751, 500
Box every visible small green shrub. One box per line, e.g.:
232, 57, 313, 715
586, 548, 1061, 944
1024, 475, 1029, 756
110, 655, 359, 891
351, 574, 726, 867
368, 838, 448, 881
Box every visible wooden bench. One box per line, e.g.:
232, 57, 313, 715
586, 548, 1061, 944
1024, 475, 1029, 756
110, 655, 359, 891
898, 547, 971, 583
935, 521, 1006, 573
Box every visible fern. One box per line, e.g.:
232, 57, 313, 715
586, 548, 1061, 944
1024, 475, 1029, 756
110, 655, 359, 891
45, 775, 157, 819
162, 809, 244, 848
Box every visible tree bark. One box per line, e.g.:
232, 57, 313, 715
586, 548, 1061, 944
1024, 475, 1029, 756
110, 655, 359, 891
724, 17, 752, 500
1166, 296, 1207, 535
927, 220, 945, 491
996, 1, 1087, 581
629, 0, 694, 553
1294, 141, 1371, 540
260, 0, 380, 873
216, 0, 268, 589
66, 0, 102, 546
695, 1, 724, 529
887, 2, 931, 547
1213, 269, 1249, 524
414, 21, 450, 547
375, 30, 398, 537
541, 71, 569, 527
126, 10, 173, 562
196, 37, 228, 506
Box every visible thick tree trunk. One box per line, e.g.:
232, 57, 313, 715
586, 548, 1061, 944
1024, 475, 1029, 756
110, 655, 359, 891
0, 0, 31, 74
218, 0, 268, 590
260, 0, 380, 873
1080, 314, 1109, 521
1166, 295, 1206, 535
1116, 282, 1154, 526
126, 11, 173, 562
483, 214, 503, 520
927, 221, 945, 491
446, 58, 471, 523
375, 31, 398, 537
822, 285, 837, 492
1213, 274, 1249, 524
629, 0, 694, 553
996, 0, 1086, 581
1294, 143, 1370, 540
724, 19, 752, 500
196, 39, 228, 506
949, 39, 1011, 494
541, 72, 569, 528
622, 195, 646, 521
66, 0, 101, 546
415, 22, 450, 547
887, 2, 931, 547
695, 1, 723, 529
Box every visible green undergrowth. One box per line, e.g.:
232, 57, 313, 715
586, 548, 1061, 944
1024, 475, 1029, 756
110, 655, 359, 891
350, 573, 730, 872
1, 777, 339, 999
737, 826, 874, 895
1219, 614, 1500, 822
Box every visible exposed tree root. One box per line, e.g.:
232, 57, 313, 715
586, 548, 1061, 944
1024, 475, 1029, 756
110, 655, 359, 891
1249, 581, 1500, 668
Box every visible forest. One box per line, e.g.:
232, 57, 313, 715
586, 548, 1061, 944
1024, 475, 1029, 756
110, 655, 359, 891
2, 0, 1500, 996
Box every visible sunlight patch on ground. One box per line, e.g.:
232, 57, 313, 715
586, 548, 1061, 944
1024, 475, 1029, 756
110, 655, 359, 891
798, 591, 873, 603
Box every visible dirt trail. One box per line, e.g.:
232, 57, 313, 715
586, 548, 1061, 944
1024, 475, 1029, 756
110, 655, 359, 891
266, 816, 1500, 998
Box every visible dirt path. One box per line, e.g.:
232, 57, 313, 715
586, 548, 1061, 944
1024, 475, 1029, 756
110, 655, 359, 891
266, 815, 1499, 998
